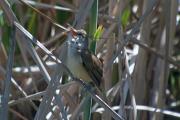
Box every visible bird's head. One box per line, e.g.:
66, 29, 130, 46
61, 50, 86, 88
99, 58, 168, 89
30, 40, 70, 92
68, 28, 88, 52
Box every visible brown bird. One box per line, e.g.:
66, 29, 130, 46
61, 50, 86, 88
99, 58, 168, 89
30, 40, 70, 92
64, 28, 103, 87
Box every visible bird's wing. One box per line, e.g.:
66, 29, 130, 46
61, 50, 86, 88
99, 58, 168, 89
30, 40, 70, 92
80, 50, 103, 87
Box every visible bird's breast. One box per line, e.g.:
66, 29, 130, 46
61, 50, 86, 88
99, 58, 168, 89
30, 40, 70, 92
66, 47, 92, 81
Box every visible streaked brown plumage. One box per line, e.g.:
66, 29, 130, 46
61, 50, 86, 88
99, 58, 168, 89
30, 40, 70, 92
66, 28, 103, 87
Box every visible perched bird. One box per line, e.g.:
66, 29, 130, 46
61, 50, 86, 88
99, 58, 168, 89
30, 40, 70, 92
64, 28, 103, 87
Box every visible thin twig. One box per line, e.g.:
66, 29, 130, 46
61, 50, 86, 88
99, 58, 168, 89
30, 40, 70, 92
73, 0, 95, 28
15, 0, 75, 12
6, 81, 76, 107
124, 50, 137, 120
18, 0, 69, 31
9, 108, 28, 120
0, 25, 16, 120
0, 66, 38, 110
95, 105, 180, 118
106, 0, 157, 70
130, 38, 180, 69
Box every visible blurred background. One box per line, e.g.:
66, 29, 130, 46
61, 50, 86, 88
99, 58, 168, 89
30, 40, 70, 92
0, 0, 180, 120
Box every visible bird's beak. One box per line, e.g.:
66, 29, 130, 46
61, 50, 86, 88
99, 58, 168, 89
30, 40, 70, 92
69, 27, 78, 38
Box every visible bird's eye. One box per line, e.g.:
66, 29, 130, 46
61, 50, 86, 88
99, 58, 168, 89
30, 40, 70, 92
77, 33, 82, 36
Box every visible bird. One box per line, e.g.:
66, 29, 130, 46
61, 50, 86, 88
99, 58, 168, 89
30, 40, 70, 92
63, 28, 103, 88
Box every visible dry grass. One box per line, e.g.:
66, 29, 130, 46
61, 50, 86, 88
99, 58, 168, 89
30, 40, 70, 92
0, 0, 180, 120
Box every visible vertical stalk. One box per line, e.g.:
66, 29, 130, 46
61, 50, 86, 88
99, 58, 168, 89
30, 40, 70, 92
84, 0, 98, 120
